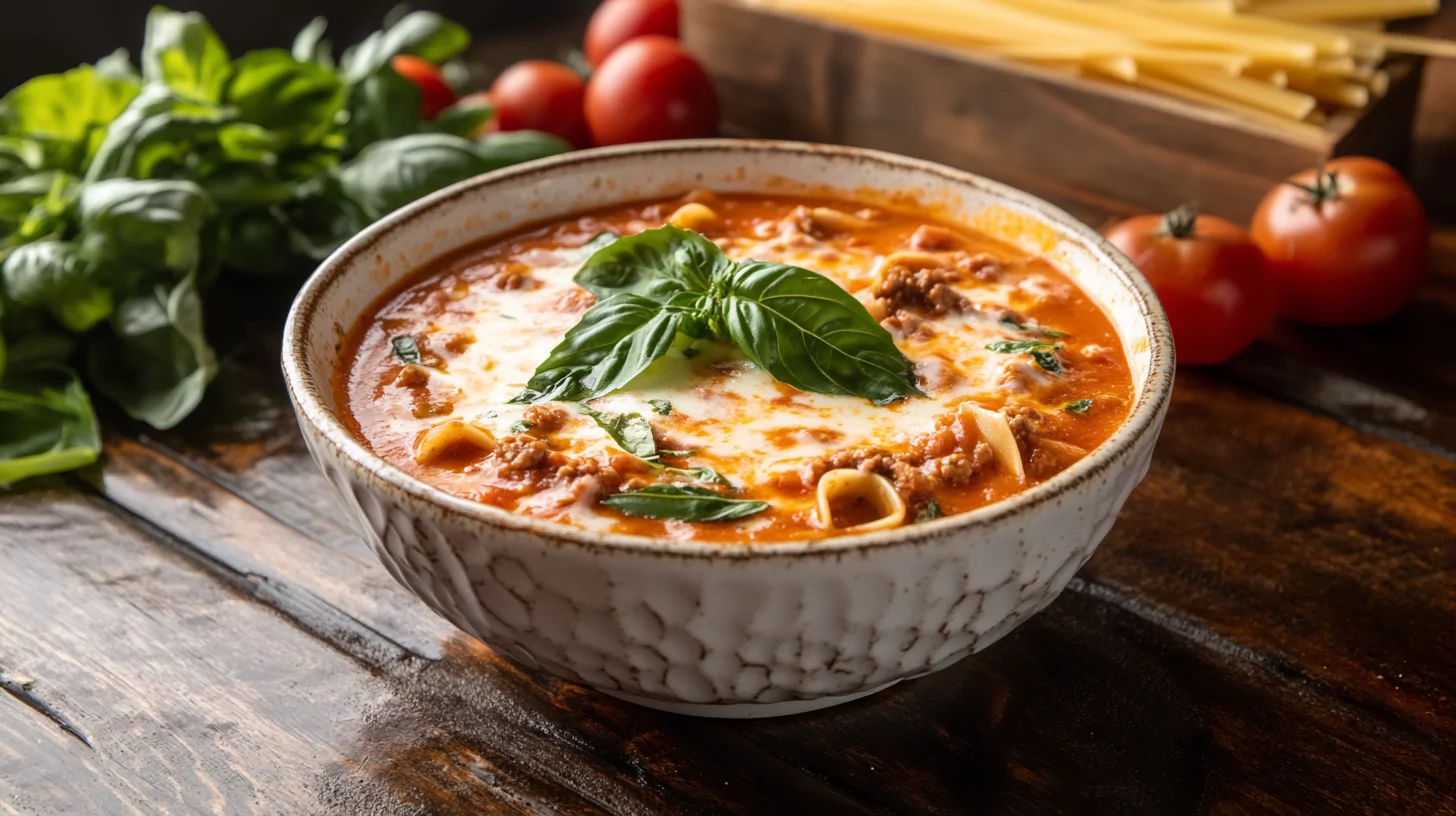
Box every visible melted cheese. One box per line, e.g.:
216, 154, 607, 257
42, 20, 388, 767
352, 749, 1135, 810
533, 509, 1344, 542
340, 195, 1135, 542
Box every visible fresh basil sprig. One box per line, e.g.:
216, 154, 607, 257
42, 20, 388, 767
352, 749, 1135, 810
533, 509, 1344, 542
576, 402, 657, 460
391, 335, 421, 365
515, 226, 924, 406
603, 484, 768, 522
986, 339, 1063, 375
1065, 398, 1093, 414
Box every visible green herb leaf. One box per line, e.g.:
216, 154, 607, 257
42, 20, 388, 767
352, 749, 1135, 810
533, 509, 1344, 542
915, 499, 943, 523
576, 403, 657, 460
0, 364, 101, 485
340, 11, 471, 82
390, 335, 421, 365
343, 66, 422, 155
1065, 398, 1093, 414
0, 65, 140, 169
475, 131, 570, 171
986, 339, 1055, 353
87, 273, 217, 430
224, 50, 344, 145
1, 241, 116, 333
511, 293, 697, 404
510, 420, 534, 433
999, 317, 1067, 338
77, 178, 213, 278
574, 224, 731, 301
338, 132, 490, 219
85, 85, 236, 182
657, 448, 696, 457
291, 17, 334, 67
647, 398, 672, 415
664, 465, 731, 487
723, 261, 925, 405
602, 484, 768, 521
430, 97, 495, 138
141, 7, 233, 103
1031, 349, 1063, 375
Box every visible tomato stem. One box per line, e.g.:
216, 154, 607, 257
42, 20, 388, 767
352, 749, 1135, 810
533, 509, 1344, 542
1161, 202, 1199, 239
1285, 167, 1341, 206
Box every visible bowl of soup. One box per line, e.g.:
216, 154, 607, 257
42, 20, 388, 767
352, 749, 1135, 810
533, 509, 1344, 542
283, 140, 1174, 718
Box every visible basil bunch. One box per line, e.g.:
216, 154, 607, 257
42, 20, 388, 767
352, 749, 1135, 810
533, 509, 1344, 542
513, 226, 925, 406
0, 7, 570, 484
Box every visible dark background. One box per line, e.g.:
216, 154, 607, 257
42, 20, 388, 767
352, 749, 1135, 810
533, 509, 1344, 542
1, 1, 598, 92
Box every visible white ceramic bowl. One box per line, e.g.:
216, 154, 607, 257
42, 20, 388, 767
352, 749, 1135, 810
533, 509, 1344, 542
282, 140, 1174, 718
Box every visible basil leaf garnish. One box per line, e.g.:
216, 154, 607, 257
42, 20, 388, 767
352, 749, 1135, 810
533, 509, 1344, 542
1065, 398, 1093, 414
510, 293, 699, 404
574, 225, 731, 301
665, 464, 731, 486
520, 226, 923, 406
999, 317, 1067, 338
511, 419, 534, 432
915, 499, 943, 522
1031, 349, 1062, 374
722, 261, 925, 406
602, 484, 768, 521
576, 403, 657, 460
647, 398, 672, 415
657, 448, 696, 457
391, 335, 421, 365
986, 339, 1054, 353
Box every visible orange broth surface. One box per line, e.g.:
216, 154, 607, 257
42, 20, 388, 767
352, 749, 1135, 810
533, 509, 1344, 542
337, 193, 1134, 543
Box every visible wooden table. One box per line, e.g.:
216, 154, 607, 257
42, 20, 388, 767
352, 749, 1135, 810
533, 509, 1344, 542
6, 25, 1456, 816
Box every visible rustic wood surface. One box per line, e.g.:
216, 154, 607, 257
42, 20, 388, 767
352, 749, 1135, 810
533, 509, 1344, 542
5, 13, 1456, 816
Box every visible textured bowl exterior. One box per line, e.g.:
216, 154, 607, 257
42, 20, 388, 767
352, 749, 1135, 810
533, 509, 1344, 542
283, 141, 1174, 717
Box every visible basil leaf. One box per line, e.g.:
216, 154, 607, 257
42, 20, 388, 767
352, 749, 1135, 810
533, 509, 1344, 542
430, 97, 494, 138
999, 317, 1067, 338
344, 65, 422, 155
602, 485, 768, 522
338, 133, 490, 219
0, 364, 101, 485
87, 273, 218, 430
986, 339, 1055, 353
1065, 398, 1093, 414
576, 403, 657, 460
915, 499, 943, 523
224, 50, 344, 145
1031, 349, 1063, 375
665, 465, 731, 487
391, 335, 421, 365
722, 261, 925, 405
647, 398, 672, 415
77, 178, 213, 279
85, 85, 235, 182
511, 293, 692, 404
582, 231, 618, 253
2, 241, 116, 333
511, 420, 534, 433
657, 448, 696, 457
0, 65, 139, 169
292, 17, 333, 68
340, 11, 471, 82
574, 225, 731, 301
141, 8, 233, 103
475, 131, 570, 171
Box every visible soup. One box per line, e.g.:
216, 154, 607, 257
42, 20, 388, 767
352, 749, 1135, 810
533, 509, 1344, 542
336, 192, 1134, 543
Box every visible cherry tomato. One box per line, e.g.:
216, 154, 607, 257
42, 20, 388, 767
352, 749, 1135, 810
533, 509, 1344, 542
390, 55, 457, 121
1105, 204, 1276, 366
585, 37, 718, 146
1251, 157, 1428, 326
488, 61, 591, 149
585, 0, 680, 67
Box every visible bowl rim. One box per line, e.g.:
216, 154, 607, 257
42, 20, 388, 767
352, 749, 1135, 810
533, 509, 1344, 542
282, 138, 1175, 560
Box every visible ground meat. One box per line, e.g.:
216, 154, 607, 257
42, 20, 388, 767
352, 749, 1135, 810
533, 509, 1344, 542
908, 225, 963, 251
881, 311, 936, 341
491, 435, 551, 474
872, 263, 968, 316
958, 253, 1003, 282
522, 404, 568, 435
1004, 406, 1044, 454
921, 444, 993, 487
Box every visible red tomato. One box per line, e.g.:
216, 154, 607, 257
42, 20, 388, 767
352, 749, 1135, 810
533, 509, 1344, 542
585, 37, 718, 146
1251, 157, 1429, 326
585, 0, 680, 67
390, 55, 457, 121
488, 61, 592, 149
1105, 204, 1276, 366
